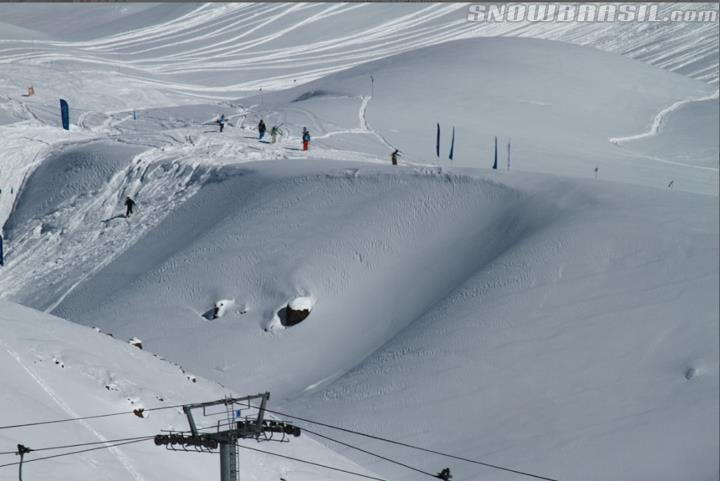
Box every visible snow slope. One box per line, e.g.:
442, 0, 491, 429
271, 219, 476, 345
0, 3, 716, 108
47, 161, 718, 481
252, 37, 718, 194
283, 171, 719, 481
0, 5, 718, 481
0, 300, 377, 481
0, 4, 197, 41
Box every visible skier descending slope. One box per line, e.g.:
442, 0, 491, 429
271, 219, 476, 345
124, 196, 136, 218
217, 113, 226, 133
258, 119, 267, 140
302, 127, 311, 151
391, 149, 400, 165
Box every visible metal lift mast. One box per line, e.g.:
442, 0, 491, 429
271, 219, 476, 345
155, 392, 301, 481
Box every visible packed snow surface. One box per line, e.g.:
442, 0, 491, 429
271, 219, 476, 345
0, 4, 718, 481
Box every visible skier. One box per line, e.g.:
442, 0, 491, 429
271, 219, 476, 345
302, 127, 311, 151
270, 125, 280, 144
217, 113, 226, 133
391, 149, 400, 166
124, 196, 136, 218
258, 119, 267, 140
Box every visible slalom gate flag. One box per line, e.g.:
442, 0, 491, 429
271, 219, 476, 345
507, 139, 511, 170
60, 99, 70, 130
492, 136, 498, 170
436, 123, 440, 157
0, 236, 4, 266
449, 126, 455, 160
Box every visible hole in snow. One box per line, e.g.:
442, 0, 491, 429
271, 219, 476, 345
283, 297, 313, 327
265, 297, 314, 331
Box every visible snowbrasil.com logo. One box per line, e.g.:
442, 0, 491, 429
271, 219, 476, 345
467, 4, 719, 23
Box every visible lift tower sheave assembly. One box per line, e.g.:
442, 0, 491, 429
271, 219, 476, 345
155, 392, 301, 481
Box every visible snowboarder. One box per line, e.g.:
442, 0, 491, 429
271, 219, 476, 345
271, 125, 280, 144
124, 196, 136, 218
258, 119, 267, 140
217, 113, 226, 133
391, 149, 400, 166
436, 468, 452, 480
302, 127, 311, 151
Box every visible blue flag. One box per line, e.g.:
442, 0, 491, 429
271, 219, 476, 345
436, 123, 440, 158
60, 99, 70, 130
0, 235, 4, 267
449, 126, 455, 160
492, 136, 498, 170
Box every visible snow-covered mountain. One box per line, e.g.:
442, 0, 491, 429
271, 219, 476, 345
1, 4, 718, 481
0, 3, 717, 105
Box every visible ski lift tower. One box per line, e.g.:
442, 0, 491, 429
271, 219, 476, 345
155, 392, 301, 481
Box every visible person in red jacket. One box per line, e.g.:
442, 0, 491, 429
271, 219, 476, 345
302, 127, 311, 151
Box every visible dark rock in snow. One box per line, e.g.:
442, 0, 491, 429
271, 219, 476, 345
283, 297, 313, 327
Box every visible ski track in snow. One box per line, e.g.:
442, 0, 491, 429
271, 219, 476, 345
631, 151, 720, 172
0, 3, 716, 103
312, 95, 394, 150
0, 336, 148, 481
610, 90, 719, 144
609, 90, 719, 172
359, 95, 395, 152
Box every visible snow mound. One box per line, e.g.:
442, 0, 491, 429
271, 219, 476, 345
41, 160, 717, 481
289, 296, 313, 311
4, 141, 143, 235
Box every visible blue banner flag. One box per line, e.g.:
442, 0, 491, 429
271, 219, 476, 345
60, 99, 69, 130
449, 126, 455, 160
492, 136, 498, 170
436, 123, 440, 158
